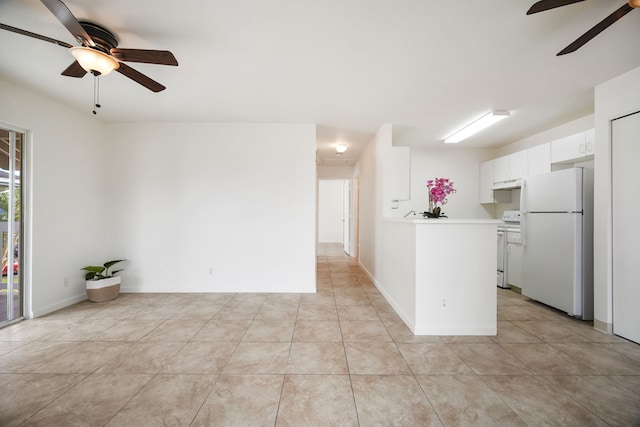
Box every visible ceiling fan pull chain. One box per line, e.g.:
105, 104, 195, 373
92, 74, 102, 115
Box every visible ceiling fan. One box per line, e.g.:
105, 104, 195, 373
527, 0, 639, 55
0, 0, 178, 92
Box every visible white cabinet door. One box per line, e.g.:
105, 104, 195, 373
509, 151, 528, 180
612, 112, 640, 343
492, 155, 510, 183
493, 152, 528, 183
479, 160, 494, 204
479, 160, 511, 204
585, 128, 595, 156
527, 143, 551, 176
389, 147, 410, 201
551, 131, 591, 163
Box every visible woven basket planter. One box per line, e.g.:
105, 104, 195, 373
86, 276, 121, 303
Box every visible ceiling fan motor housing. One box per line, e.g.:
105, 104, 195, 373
80, 21, 118, 54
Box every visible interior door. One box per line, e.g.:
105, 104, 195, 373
612, 111, 640, 343
342, 180, 351, 255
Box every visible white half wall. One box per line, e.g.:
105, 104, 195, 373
356, 124, 497, 334
107, 122, 317, 293
0, 79, 110, 317
356, 125, 497, 287
594, 65, 640, 332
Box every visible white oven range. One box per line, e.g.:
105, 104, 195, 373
497, 210, 521, 289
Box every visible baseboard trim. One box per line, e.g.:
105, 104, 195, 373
593, 319, 613, 335
358, 261, 416, 333
32, 292, 86, 318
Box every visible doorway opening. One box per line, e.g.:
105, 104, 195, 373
318, 179, 354, 256
0, 127, 24, 326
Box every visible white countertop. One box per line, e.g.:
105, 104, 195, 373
384, 217, 502, 224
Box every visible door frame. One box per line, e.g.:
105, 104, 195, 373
0, 121, 30, 324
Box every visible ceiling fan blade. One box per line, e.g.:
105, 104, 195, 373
116, 63, 166, 92
527, 0, 586, 14
61, 61, 87, 78
0, 23, 72, 48
557, 3, 634, 55
40, 0, 94, 46
110, 48, 179, 66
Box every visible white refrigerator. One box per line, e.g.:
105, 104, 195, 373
521, 168, 594, 320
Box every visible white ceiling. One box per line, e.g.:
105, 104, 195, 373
1, 0, 639, 166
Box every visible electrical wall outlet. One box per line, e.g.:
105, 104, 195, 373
64, 277, 71, 287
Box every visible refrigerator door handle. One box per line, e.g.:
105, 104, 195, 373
520, 180, 526, 247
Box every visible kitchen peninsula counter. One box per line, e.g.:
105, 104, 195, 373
374, 217, 500, 335
385, 217, 502, 224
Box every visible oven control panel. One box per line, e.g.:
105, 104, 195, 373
502, 210, 521, 223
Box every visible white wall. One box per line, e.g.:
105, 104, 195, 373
355, 124, 388, 280
317, 165, 354, 179
107, 122, 317, 293
593, 66, 640, 332
394, 148, 496, 220
318, 180, 344, 243
0, 79, 318, 314
0, 79, 110, 317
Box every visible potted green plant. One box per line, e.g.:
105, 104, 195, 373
81, 259, 126, 302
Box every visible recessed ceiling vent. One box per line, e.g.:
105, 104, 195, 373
322, 158, 350, 166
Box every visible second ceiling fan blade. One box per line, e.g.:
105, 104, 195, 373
61, 61, 87, 78
110, 48, 179, 66
40, 0, 94, 46
0, 23, 72, 48
527, 0, 586, 14
116, 63, 166, 92
557, 2, 634, 55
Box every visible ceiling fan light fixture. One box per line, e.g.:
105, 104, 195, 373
70, 46, 119, 76
444, 110, 510, 144
629, 0, 640, 7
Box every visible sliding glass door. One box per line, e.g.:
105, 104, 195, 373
0, 127, 23, 326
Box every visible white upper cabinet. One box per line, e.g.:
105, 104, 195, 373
493, 151, 528, 183
509, 150, 528, 180
493, 156, 510, 183
550, 129, 595, 163
389, 146, 410, 201
527, 142, 551, 176
479, 160, 494, 203
585, 128, 595, 156
478, 128, 594, 204
479, 160, 511, 204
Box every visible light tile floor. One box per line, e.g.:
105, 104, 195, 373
0, 243, 639, 426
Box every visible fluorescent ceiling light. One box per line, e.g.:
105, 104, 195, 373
444, 110, 510, 144
336, 144, 348, 153
70, 47, 120, 76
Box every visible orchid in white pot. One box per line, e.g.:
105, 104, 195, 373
424, 178, 456, 218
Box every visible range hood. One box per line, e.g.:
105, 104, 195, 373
490, 179, 522, 190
